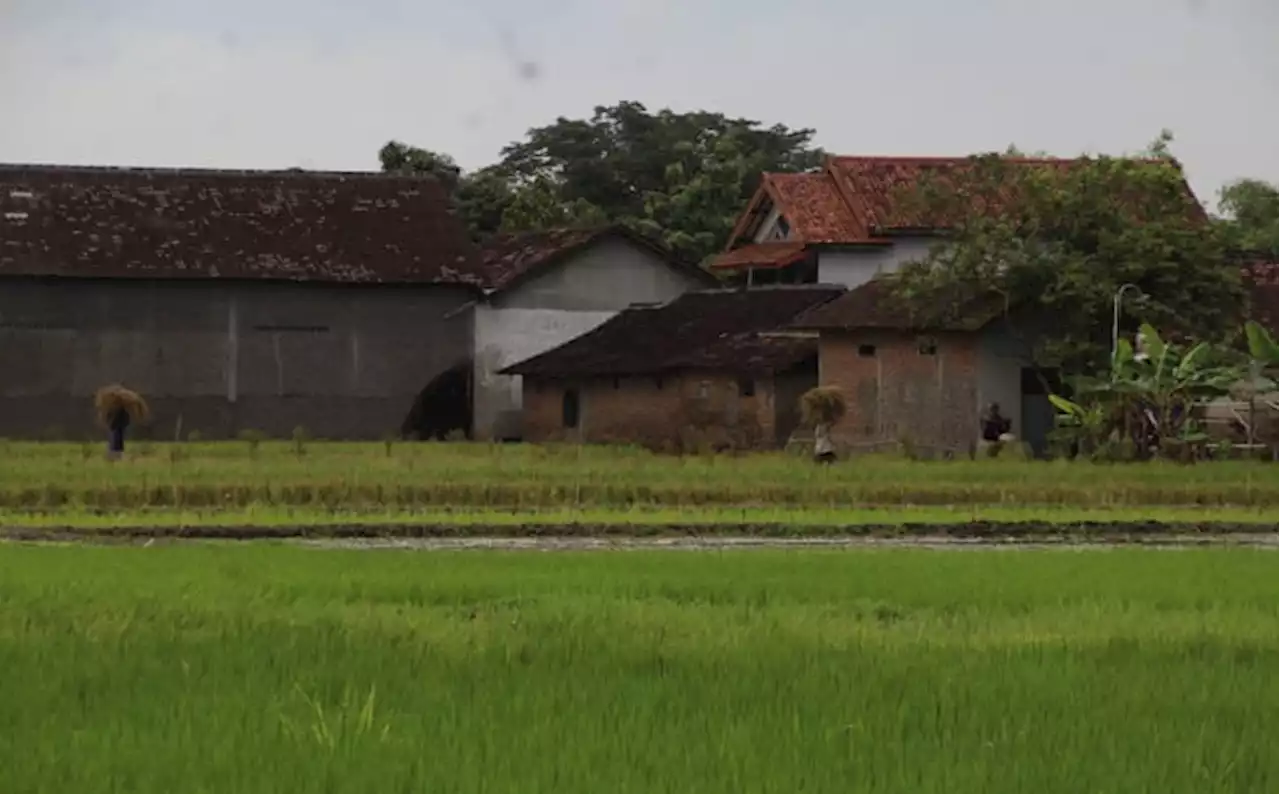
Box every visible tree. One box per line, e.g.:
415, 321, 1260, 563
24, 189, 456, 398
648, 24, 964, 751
492, 101, 824, 260
378, 141, 515, 240
497, 175, 607, 233
892, 137, 1246, 375
378, 141, 462, 192
1049, 324, 1242, 460
1217, 178, 1279, 258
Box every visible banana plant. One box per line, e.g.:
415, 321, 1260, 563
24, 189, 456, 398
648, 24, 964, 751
1048, 325, 1243, 459
1243, 320, 1278, 396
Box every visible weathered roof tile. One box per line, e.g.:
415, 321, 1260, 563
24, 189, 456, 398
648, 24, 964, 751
502, 286, 844, 377
0, 163, 480, 285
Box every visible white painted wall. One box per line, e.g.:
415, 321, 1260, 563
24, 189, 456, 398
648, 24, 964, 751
473, 306, 615, 439
473, 234, 712, 439
816, 236, 938, 288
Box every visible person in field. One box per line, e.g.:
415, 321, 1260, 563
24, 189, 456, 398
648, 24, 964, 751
106, 406, 130, 461
813, 421, 837, 464
980, 402, 1014, 457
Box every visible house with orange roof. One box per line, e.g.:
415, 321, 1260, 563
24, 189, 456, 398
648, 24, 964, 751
711, 154, 1205, 456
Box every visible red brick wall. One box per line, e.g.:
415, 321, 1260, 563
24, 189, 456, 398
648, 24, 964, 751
819, 330, 980, 455
521, 372, 777, 450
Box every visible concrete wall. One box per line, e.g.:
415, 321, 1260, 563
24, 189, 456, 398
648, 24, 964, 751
490, 236, 705, 311
0, 277, 472, 439
819, 329, 982, 455
816, 236, 937, 288
521, 373, 777, 452
473, 236, 709, 439
472, 307, 614, 440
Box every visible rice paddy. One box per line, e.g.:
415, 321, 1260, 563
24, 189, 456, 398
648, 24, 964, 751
1, 441, 1274, 511
0, 545, 1273, 793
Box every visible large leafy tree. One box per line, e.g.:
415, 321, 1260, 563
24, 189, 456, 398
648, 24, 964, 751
379, 141, 515, 240
492, 101, 824, 259
891, 137, 1247, 375
1217, 178, 1279, 258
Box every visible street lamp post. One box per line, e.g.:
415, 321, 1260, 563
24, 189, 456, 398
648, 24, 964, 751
1112, 283, 1143, 365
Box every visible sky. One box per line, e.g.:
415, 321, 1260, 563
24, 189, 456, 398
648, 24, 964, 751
1, 0, 1275, 209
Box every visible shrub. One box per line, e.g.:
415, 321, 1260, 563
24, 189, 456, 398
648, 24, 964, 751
291, 426, 310, 457
238, 429, 266, 458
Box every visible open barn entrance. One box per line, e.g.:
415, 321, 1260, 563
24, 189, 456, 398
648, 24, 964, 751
401, 361, 472, 440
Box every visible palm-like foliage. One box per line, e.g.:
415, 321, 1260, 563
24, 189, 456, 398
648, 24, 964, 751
1049, 324, 1244, 459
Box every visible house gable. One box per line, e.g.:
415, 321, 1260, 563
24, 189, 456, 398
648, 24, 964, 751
491, 232, 714, 311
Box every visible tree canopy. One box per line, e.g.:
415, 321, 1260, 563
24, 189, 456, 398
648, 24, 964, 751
1217, 177, 1279, 258
378, 101, 822, 258
889, 141, 1247, 374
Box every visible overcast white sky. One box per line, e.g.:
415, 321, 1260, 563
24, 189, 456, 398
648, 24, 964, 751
1, 0, 1275, 208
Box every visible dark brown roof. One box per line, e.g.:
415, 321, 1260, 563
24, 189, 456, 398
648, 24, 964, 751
719, 155, 1202, 267
502, 286, 844, 377
0, 163, 480, 284
792, 277, 1009, 332
476, 225, 718, 292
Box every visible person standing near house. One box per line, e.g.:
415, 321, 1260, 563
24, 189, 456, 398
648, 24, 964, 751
814, 421, 837, 464
106, 406, 130, 461
980, 403, 1013, 457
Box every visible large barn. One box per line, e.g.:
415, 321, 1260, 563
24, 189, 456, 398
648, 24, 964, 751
0, 164, 487, 440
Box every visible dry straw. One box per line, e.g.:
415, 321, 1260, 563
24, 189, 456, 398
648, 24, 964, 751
800, 386, 847, 425
93, 384, 150, 428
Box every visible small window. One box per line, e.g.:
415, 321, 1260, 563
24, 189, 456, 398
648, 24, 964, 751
857, 344, 877, 358
562, 389, 580, 429
917, 336, 938, 356
738, 377, 756, 397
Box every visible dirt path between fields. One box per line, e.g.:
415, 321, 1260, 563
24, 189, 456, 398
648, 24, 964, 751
1, 522, 1274, 549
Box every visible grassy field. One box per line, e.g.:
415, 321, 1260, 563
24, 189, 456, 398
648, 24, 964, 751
0, 545, 1273, 793
1, 504, 1274, 535
1, 441, 1275, 510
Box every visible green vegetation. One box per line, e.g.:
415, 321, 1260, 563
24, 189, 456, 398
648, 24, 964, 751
1, 442, 1274, 512
0, 546, 1272, 793
1, 503, 1274, 533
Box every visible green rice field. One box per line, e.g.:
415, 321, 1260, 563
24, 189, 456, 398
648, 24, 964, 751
1, 441, 1275, 510
0, 545, 1273, 793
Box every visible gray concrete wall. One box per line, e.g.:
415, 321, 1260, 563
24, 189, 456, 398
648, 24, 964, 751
472, 307, 614, 440
473, 236, 708, 439
0, 277, 473, 439
816, 237, 937, 288
491, 236, 706, 311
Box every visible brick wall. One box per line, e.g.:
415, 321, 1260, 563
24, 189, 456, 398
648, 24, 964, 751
521, 372, 777, 450
820, 330, 980, 455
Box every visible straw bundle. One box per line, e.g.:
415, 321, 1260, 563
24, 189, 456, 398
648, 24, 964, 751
799, 386, 846, 425
93, 384, 150, 428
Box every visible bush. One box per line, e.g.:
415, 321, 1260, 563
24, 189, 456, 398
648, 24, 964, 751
800, 387, 846, 426
238, 429, 266, 457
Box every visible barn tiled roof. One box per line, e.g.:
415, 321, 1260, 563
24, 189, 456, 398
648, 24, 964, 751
0, 163, 480, 284
717, 154, 1201, 265
792, 276, 1009, 332
476, 225, 717, 292
501, 286, 844, 377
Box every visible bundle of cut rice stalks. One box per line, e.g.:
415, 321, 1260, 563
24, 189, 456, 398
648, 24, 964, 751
799, 386, 846, 426
93, 384, 150, 428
